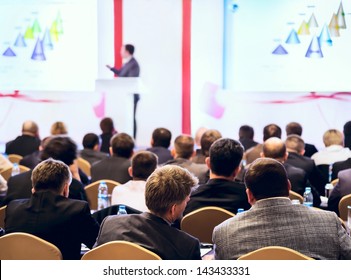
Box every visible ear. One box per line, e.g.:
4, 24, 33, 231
31, 187, 35, 194
109, 146, 113, 156
171, 148, 176, 158
284, 152, 289, 161
150, 139, 154, 146
246, 188, 256, 206
128, 166, 133, 177
129, 150, 134, 159
233, 165, 241, 177
300, 149, 305, 156
260, 152, 265, 158
93, 144, 99, 151
287, 179, 292, 192
62, 183, 70, 197
191, 150, 196, 158
205, 157, 211, 169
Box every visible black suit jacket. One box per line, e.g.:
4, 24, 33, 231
5, 135, 40, 157
332, 158, 351, 180
94, 212, 201, 260
304, 143, 318, 158
1, 170, 87, 206
184, 179, 251, 215
239, 138, 259, 151
146, 146, 173, 164
5, 191, 99, 260
110, 57, 140, 77
90, 156, 131, 184
19, 151, 41, 169
99, 133, 114, 154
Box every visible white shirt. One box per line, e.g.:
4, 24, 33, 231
311, 145, 351, 165
111, 180, 148, 212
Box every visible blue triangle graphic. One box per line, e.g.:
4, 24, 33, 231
285, 29, 300, 44
272, 44, 288, 55
31, 38, 46, 61
14, 33, 27, 47
3, 47, 16, 56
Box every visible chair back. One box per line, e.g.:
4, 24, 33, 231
180, 206, 234, 244
331, 179, 339, 187
77, 157, 91, 177
338, 194, 351, 221
85, 180, 120, 210
0, 205, 6, 229
0, 165, 30, 181
238, 246, 313, 260
7, 154, 23, 164
0, 232, 62, 260
289, 190, 304, 204
81, 241, 161, 260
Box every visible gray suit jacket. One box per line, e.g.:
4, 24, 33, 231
110, 57, 140, 77
328, 168, 351, 215
213, 198, 351, 260
79, 149, 108, 166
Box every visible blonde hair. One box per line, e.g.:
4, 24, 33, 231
50, 121, 68, 135
323, 129, 344, 147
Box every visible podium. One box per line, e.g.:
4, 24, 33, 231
95, 78, 142, 139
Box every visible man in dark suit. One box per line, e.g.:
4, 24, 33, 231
238, 125, 258, 151
79, 133, 108, 165
94, 165, 201, 260
106, 44, 140, 77
91, 133, 133, 184
332, 158, 351, 181
192, 129, 222, 164
285, 135, 327, 196
328, 168, 351, 215
5, 158, 99, 260
5, 120, 41, 157
146, 128, 173, 164
184, 138, 250, 215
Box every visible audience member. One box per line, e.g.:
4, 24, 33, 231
193, 127, 208, 159
50, 121, 68, 135
238, 125, 258, 151
184, 138, 250, 215
344, 121, 351, 150
328, 168, 351, 215
285, 135, 327, 196
19, 136, 51, 170
1, 136, 87, 206
146, 128, 173, 164
164, 135, 208, 184
245, 123, 281, 164
79, 133, 108, 165
262, 137, 321, 206
91, 133, 133, 184
192, 129, 222, 164
94, 165, 201, 260
0, 154, 12, 172
99, 117, 117, 154
5, 158, 99, 260
332, 158, 351, 181
111, 151, 158, 211
213, 158, 351, 260
5, 121, 41, 157
286, 122, 318, 158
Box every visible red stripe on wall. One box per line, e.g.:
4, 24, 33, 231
114, 0, 123, 73
182, 0, 192, 134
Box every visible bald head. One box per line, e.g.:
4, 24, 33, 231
22, 121, 39, 137
262, 137, 287, 161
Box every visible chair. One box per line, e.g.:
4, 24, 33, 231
289, 190, 304, 204
77, 157, 91, 177
0, 165, 30, 181
0, 232, 62, 260
238, 246, 313, 260
331, 179, 339, 187
81, 240, 161, 260
338, 194, 351, 221
85, 180, 120, 210
180, 206, 234, 244
0, 205, 6, 229
7, 154, 23, 164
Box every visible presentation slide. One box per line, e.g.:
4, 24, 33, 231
224, 0, 351, 92
0, 0, 97, 91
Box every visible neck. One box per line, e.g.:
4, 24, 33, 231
210, 172, 235, 181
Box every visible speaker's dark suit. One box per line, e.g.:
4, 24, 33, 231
94, 212, 201, 260
109, 57, 140, 77
5, 135, 40, 157
5, 190, 99, 260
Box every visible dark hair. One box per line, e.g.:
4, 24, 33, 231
32, 158, 72, 193
125, 44, 135, 55
263, 124, 282, 141
110, 133, 134, 158
245, 158, 289, 200
286, 122, 302, 136
132, 151, 158, 180
152, 128, 172, 148
41, 136, 77, 166
200, 129, 222, 156
100, 117, 115, 134
209, 138, 243, 177
285, 135, 305, 154
262, 137, 286, 159
174, 135, 194, 159
82, 133, 99, 149
343, 121, 351, 149
239, 125, 254, 140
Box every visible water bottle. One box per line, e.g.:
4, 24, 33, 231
117, 205, 127, 215
11, 163, 20, 176
328, 164, 333, 182
237, 208, 244, 214
97, 181, 109, 210
303, 187, 313, 207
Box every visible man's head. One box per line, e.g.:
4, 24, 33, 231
262, 137, 287, 162
82, 133, 100, 151
285, 134, 305, 155
110, 133, 134, 158
207, 138, 243, 178
129, 151, 158, 180
263, 124, 282, 141
50, 121, 68, 135
286, 122, 302, 136
244, 158, 290, 204
172, 135, 194, 159
239, 125, 255, 140
200, 129, 222, 157
22, 120, 39, 137
100, 117, 115, 134
344, 121, 351, 149
323, 129, 344, 147
194, 127, 208, 148
151, 128, 172, 148
145, 165, 198, 222
31, 158, 72, 197
120, 44, 135, 58
41, 136, 77, 166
